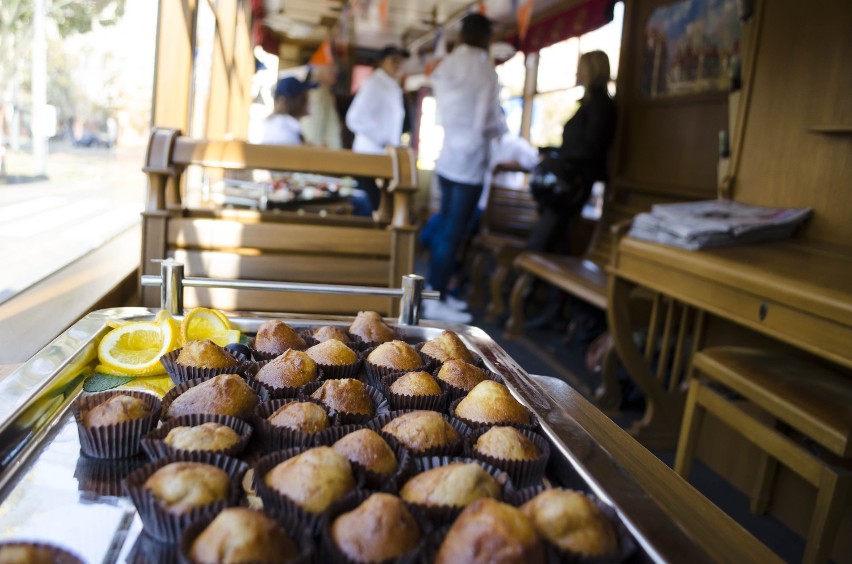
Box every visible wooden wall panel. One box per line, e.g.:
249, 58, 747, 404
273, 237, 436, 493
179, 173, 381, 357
152, 0, 196, 130
732, 0, 852, 247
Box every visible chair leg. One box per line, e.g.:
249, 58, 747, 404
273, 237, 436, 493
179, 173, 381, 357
505, 272, 533, 338
485, 263, 511, 322
803, 468, 851, 564
749, 452, 779, 515
673, 379, 705, 480
468, 250, 487, 309
593, 336, 622, 410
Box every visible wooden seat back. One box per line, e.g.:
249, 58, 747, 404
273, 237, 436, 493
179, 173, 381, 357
480, 180, 538, 239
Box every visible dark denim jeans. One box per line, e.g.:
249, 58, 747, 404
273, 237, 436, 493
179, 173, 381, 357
427, 175, 483, 295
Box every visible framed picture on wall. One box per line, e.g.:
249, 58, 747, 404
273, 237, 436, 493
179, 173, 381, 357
641, 0, 740, 99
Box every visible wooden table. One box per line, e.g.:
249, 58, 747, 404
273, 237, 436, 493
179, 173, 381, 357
607, 237, 852, 448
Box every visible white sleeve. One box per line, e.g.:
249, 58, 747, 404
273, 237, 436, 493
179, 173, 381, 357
345, 78, 391, 147
482, 70, 507, 140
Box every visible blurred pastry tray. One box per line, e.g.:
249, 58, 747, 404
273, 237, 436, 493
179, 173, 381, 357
0, 308, 695, 562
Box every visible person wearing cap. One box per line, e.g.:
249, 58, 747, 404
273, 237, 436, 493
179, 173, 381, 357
345, 44, 410, 211
261, 77, 316, 145
423, 13, 506, 323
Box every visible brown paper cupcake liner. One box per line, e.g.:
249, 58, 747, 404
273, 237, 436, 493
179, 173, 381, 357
361, 346, 428, 389
0, 541, 85, 564
432, 364, 504, 404
141, 414, 253, 462
380, 371, 450, 412
159, 348, 253, 385
178, 509, 315, 564
298, 327, 365, 351
401, 456, 513, 525
505, 486, 638, 564
74, 455, 148, 497
449, 397, 538, 432
318, 490, 429, 564
123, 453, 249, 542
253, 398, 332, 453
314, 357, 363, 380
127, 531, 178, 564
412, 342, 444, 373
245, 360, 324, 400
464, 427, 551, 489
368, 410, 470, 458
160, 375, 265, 422
253, 448, 363, 535
299, 380, 390, 425
71, 391, 162, 459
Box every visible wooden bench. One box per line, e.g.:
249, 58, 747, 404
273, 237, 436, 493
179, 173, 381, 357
676, 347, 852, 563
141, 128, 418, 316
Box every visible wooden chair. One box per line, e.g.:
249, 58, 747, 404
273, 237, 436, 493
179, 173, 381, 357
675, 346, 852, 564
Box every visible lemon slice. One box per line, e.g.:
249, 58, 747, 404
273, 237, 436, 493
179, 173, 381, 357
98, 318, 178, 377
208, 329, 242, 347
181, 308, 233, 344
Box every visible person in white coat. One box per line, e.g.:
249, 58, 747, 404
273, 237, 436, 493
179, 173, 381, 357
345, 45, 409, 211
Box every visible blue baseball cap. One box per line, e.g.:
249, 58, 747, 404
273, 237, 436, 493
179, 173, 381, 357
274, 77, 317, 99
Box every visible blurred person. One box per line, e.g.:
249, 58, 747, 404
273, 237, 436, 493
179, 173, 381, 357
262, 77, 316, 145
346, 45, 409, 212
423, 13, 506, 323
301, 65, 342, 149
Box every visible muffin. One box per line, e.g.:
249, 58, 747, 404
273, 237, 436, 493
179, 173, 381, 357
349, 311, 397, 344
82, 394, 151, 427
332, 429, 398, 476
306, 340, 358, 366
382, 411, 460, 453
367, 340, 423, 372
264, 447, 355, 513
144, 461, 230, 514
177, 340, 239, 369
312, 325, 352, 344
520, 489, 618, 556
255, 349, 318, 389
164, 422, 241, 452
473, 427, 541, 461
389, 371, 442, 397
420, 330, 474, 363
310, 379, 374, 416
254, 320, 306, 355
455, 381, 531, 426
331, 493, 421, 562
400, 462, 500, 508
436, 360, 488, 392
267, 401, 330, 434
189, 508, 299, 564
165, 374, 259, 420
436, 499, 545, 564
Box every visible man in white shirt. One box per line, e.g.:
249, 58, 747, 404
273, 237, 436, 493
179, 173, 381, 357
261, 77, 316, 145
345, 45, 409, 211
424, 14, 506, 323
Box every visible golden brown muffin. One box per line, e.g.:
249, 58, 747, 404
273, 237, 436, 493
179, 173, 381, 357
144, 461, 230, 514
189, 507, 299, 564
82, 394, 150, 427
400, 462, 500, 507
382, 411, 460, 452
267, 401, 330, 434
254, 320, 306, 355
306, 340, 358, 366
332, 429, 398, 475
420, 330, 474, 363
0, 544, 64, 564
455, 381, 530, 426
367, 340, 423, 371
164, 422, 241, 451
166, 374, 259, 420
436, 498, 545, 564
312, 325, 352, 344
436, 360, 488, 391
177, 340, 239, 369
264, 447, 355, 513
310, 378, 374, 416
390, 371, 442, 397
474, 427, 540, 461
332, 493, 421, 562
255, 349, 318, 388
349, 311, 397, 344
520, 489, 617, 556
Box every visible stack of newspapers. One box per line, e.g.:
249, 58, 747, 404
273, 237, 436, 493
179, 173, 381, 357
628, 199, 812, 250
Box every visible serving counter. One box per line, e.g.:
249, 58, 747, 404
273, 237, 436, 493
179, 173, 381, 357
0, 303, 779, 563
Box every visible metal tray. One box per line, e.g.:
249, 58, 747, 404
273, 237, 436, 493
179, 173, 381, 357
0, 307, 707, 563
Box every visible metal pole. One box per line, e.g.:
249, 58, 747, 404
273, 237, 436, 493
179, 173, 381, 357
398, 274, 424, 326
159, 259, 184, 315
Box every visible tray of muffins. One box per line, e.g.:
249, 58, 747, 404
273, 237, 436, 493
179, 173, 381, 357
0, 306, 704, 563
